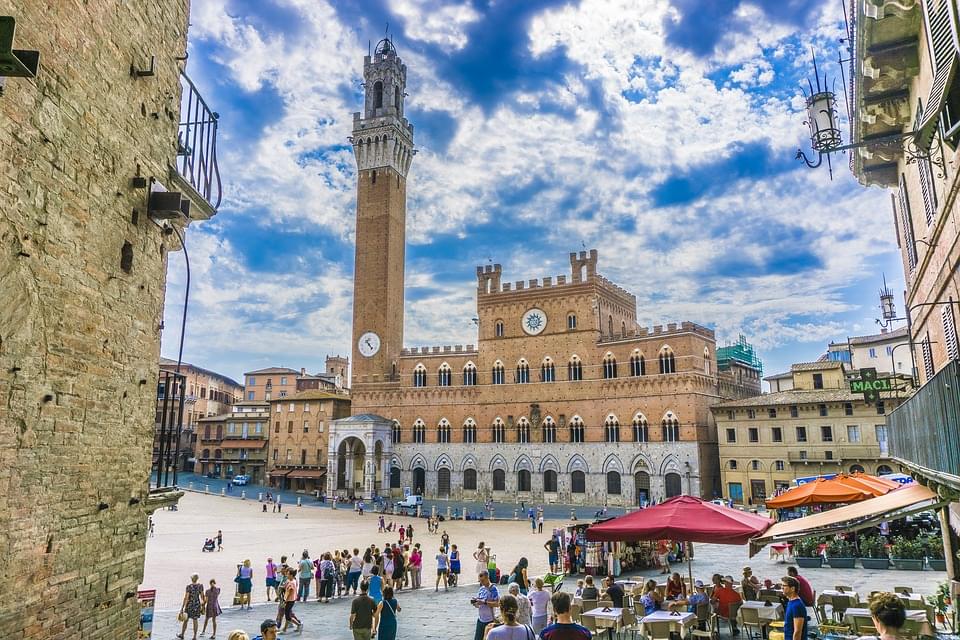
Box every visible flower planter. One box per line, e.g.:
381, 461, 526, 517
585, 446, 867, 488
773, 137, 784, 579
892, 558, 925, 571
928, 558, 947, 571
828, 558, 857, 569
796, 556, 823, 568
860, 558, 891, 570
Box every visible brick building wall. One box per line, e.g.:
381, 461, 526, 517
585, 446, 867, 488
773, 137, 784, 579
0, 2, 196, 637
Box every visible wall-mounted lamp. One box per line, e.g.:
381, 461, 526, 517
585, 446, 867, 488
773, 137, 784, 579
0, 16, 40, 96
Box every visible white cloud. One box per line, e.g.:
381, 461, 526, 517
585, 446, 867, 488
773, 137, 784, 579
390, 0, 481, 50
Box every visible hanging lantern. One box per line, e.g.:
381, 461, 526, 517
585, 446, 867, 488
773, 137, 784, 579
805, 89, 841, 153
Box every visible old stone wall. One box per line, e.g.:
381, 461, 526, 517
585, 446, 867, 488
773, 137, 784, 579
0, 2, 189, 637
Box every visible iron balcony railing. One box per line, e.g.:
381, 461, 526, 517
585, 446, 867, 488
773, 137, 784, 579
176, 71, 222, 211
887, 359, 960, 485
154, 370, 187, 488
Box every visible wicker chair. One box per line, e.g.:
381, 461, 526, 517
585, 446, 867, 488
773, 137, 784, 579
741, 606, 767, 640
644, 620, 676, 640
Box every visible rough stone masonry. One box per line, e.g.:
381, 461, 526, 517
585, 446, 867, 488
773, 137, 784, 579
0, 2, 196, 637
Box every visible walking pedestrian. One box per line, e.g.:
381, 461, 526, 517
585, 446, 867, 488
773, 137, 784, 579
297, 550, 313, 602
201, 578, 222, 639
280, 568, 303, 634
392, 545, 405, 591
236, 560, 253, 610
528, 578, 550, 634
216, 530, 223, 552
530, 515, 537, 534
319, 552, 335, 603
368, 566, 384, 604
177, 573, 205, 640
544, 536, 561, 573
378, 515, 385, 532
440, 530, 450, 553
449, 544, 461, 587
398, 525, 405, 544
507, 583, 532, 626
265, 558, 279, 602
435, 546, 449, 591
406, 523, 414, 541
276, 497, 282, 513
471, 572, 500, 640
373, 585, 400, 640
148, 517, 155, 537
349, 580, 376, 640
657, 538, 671, 574
410, 543, 422, 589
537, 514, 544, 534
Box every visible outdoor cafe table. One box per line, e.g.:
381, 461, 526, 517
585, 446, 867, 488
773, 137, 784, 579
818, 589, 861, 605
896, 593, 926, 608
584, 607, 624, 635
738, 601, 784, 623
640, 610, 697, 637
842, 608, 933, 636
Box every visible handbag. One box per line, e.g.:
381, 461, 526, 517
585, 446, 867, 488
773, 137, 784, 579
177, 611, 187, 622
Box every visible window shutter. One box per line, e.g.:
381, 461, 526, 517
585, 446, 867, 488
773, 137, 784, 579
917, 0, 960, 149
922, 333, 936, 380
942, 303, 959, 360
915, 101, 940, 225
898, 174, 919, 270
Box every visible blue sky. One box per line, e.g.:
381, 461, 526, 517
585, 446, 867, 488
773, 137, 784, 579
162, 0, 906, 385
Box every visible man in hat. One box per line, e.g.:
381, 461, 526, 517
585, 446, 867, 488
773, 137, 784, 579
669, 580, 711, 629
712, 576, 742, 635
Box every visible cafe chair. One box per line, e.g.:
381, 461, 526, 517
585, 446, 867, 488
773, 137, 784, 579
581, 598, 598, 614
829, 595, 853, 622
893, 587, 914, 595
768, 620, 785, 640
850, 615, 877, 635
691, 613, 719, 640
719, 602, 742, 636
901, 619, 923, 638
581, 614, 598, 632
818, 623, 853, 638
571, 602, 582, 622
645, 620, 676, 640
759, 589, 781, 600
600, 598, 615, 608
741, 605, 767, 640
621, 607, 641, 640
834, 586, 853, 593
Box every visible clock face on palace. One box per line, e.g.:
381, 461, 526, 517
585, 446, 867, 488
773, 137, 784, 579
358, 332, 381, 357
521, 308, 547, 335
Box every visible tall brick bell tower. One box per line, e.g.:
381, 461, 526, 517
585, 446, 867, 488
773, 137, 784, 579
350, 38, 414, 387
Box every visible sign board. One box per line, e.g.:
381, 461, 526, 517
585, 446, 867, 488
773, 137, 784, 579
403, 486, 412, 498
137, 589, 156, 638
849, 367, 891, 404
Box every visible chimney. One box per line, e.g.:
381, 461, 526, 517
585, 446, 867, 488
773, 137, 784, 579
300, 367, 306, 376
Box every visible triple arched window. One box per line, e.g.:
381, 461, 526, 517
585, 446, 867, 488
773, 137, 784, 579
630, 352, 645, 376
569, 416, 585, 443
517, 417, 531, 443
463, 418, 477, 443
604, 415, 620, 443
392, 420, 402, 443
463, 362, 477, 386
492, 417, 506, 443
568, 356, 583, 381
492, 361, 505, 385
542, 416, 557, 443
661, 413, 680, 442
412, 419, 426, 443
633, 414, 649, 442
438, 363, 452, 387
413, 364, 427, 387
515, 359, 530, 384
541, 357, 556, 382
659, 347, 676, 374
437, 418, 451, 443
603, 354, 618, 379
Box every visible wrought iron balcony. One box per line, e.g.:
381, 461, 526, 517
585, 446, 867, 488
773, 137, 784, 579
153, 370, 186, 489
887, 360, 960, 490
171, 71, 222, 219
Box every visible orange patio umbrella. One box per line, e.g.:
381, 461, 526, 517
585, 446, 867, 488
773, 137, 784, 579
765, 477, 872, 508
839, 472, 900, 496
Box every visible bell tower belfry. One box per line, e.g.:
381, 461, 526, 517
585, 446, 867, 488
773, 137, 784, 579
350, 38, 414, 386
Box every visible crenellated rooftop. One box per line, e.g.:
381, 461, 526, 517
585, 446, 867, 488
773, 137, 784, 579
400, 344, 478, 357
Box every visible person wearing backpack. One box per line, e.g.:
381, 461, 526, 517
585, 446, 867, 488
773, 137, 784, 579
373, 585, 401, 640
318, 552, 336, 603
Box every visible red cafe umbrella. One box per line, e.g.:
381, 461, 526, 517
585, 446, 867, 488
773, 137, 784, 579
586, 496, 774, 585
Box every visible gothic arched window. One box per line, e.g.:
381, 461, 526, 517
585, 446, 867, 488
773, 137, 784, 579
438, 363, 452, 387
492, 417, 506, 443
463, 418, 477, 443
661, 413, 680, 442
569, 416, 585, 443
413, 364, 427, 387
517, 417, 531, 443
373, 80, 383, 109
630, 351, 645, 376
568, 355, 583, 381
603, 353, 618, 379
632, 414, 649, 442
437, 418, 451, 443
604, 415, 620, 443
394, 85, 401, 110
659, 347, 676, 374
540, 357, 556, 382
542, 416, 557, 443
492, 361, 505, 385
412, 419, 426, 443
515, 359, 530, 384
463, 362, 478, 386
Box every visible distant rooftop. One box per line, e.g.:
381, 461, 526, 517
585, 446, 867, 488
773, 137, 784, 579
159, 357, 242, 388
243, 366, 301, 376
791, 361, 844, 372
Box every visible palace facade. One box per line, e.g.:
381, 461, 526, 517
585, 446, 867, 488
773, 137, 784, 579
328, 40, 761, 506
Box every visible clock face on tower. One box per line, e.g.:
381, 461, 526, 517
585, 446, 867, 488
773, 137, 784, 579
521, 308, 547, 335
358, 332, 381, 357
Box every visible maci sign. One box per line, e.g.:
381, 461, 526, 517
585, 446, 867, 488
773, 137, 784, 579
849, 367, 891, 404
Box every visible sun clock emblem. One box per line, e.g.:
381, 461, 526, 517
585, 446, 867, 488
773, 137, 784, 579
521, 308, 547, 335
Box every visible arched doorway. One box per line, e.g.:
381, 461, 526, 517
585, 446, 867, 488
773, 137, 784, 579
390, 465, 401, 489
493, 469, 506, 491
665, 472, 682, 498
413, 467, 426, 495
463, 468, 477, 490
437, 467, 451, 498
336, 437, 366, 497
634, 471, 650, 505
374, 440, 384, 491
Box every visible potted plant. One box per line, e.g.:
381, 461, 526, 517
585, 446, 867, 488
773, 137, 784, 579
826, 538, 857, 569
858, 535, 890, 570
793, 537, 824, 568
924, 535, 947, 571
891, 536, 926, 570
926, 582, 953, 629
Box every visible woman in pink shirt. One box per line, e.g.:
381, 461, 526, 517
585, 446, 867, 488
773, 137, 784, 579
409, 544, 423, 589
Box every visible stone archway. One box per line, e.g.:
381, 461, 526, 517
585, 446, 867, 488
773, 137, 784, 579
336, 437, 366, 497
